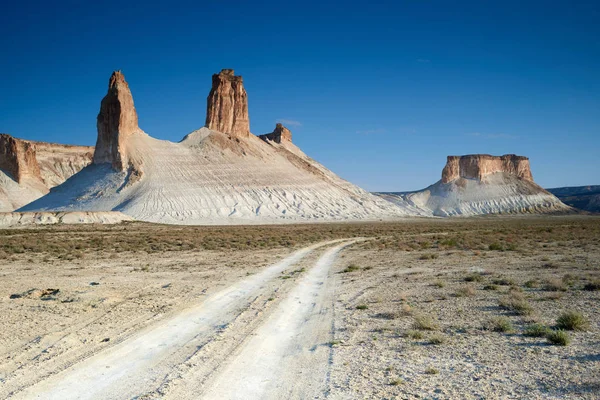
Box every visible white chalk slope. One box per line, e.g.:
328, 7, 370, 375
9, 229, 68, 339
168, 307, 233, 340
21, 128, 424, 223
379, 173, 571, 217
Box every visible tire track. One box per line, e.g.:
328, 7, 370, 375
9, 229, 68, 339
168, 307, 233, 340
12, 240, 346, 400
197, 240, 359, 400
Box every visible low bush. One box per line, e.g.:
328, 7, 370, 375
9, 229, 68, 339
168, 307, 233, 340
546, 330, 570, 346
487, 317, 514, 333
556, 311, 589, 331
413, 315, 439, 331
524, 323, 551, 337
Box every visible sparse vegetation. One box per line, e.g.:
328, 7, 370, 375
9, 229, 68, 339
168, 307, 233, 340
342, 264, 361, 273
425, 367, 439, 375
405, 330, 424, 340
499, 291, 533, 315
546, 330, 571, 346
433, 279, 446, 288
486, 317, 514, 333
556, 311, 589, 331
428, 334, 445, 345
455, 285, 476, 297
544, 278, 566, 292
464, 273, 483, 282
524, 323, 551, 337
413, 315, 439, 331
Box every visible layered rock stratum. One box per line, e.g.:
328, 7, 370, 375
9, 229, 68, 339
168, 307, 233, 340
0, 134, 93, 211
205, 69, 250, 138
378, 154, 571, 216
442, 154, 533, 183
21, 70, 421, 223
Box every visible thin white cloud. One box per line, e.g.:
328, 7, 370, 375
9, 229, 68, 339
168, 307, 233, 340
468, 132, 519, 139
275, 119, 302, 127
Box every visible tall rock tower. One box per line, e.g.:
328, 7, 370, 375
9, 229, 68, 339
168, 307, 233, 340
205, 69, 250, 137
94, 71, 140, 171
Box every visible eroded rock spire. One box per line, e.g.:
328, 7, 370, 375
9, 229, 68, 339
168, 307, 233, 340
94, 70, 140, 171
205, 69, 250, 137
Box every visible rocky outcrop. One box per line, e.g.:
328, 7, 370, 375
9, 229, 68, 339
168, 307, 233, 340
205, 69, 250, 137
30, 141, 93, 187
0, 134, 42, 183
0, 133, 93, 211
94, 71, 140, 171
383, 153, 571, 217
442, 154, 533, 184
259, 123, 292, 144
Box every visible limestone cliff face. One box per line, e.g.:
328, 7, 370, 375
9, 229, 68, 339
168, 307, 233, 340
30, 141, 93, 187
94, 71, 140, 171
0, 134, 42, 183
259, 123, 292, 144
205, 69, 250, 137
0, 133, 93, 211
441, 154, 533, 184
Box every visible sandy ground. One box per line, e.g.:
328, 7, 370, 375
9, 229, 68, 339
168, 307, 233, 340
1, 217, 599, 399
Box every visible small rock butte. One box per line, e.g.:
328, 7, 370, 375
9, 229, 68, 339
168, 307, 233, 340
259, 123, 293, 144
442, 154, 533, 184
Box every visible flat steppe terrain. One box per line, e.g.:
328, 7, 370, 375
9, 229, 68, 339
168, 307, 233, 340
0, 217, 598, 399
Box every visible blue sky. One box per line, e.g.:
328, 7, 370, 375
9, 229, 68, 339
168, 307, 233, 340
1, 0, 598, 191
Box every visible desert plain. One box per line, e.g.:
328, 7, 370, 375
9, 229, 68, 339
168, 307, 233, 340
0, 216, 599, 399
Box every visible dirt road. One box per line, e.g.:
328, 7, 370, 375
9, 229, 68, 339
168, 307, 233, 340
13, 239, 355, 399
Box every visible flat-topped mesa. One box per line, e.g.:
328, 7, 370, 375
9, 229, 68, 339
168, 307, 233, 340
94, 70, 140, 171
0, 134, 42, 183
258, 123, 292, 144
205, 69, 250, 137
442, 154, 534, 184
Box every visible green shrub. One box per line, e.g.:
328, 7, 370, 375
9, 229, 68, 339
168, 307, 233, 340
556, 311, 589, 331
465, 273, 484, 282
499, 291, 533, 315
546, 330, 570, 346
428, 334, 445, 345
405, 330, 424, 339
524, 323, 551, 337
342, 264, 361, 273
433, 279, 446, 288
483, 284, 498, 291
493, 278, 515, 286
489, 243, 504, 251
425, 367, 439, 375
524, 280, 538, 288
356, 304, 369, 310
487, 317, 514, 333
544, 278, 566, 292
413, 315, 439, 331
